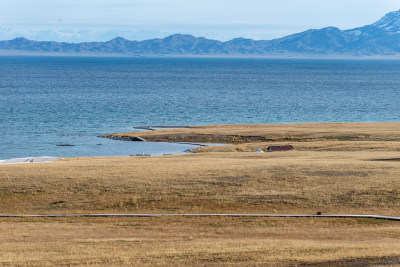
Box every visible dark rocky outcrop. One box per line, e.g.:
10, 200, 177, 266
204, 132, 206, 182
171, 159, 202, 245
101, 135, 146, 142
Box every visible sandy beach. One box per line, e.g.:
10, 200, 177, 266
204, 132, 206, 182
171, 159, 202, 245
0, 156, 59, 165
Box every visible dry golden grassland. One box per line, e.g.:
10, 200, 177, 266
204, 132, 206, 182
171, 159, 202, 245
1, 123, 400, 265
1, 217, 400, 266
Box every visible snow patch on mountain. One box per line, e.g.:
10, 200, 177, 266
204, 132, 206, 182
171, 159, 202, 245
371, 9, 400, 32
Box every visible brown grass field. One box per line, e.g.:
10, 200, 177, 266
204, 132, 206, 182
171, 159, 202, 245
2, 123, 400, 266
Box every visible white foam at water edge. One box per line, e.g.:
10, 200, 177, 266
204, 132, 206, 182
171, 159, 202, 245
0, 156, 59, 165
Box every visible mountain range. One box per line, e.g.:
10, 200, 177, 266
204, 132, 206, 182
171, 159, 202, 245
2, 10, 400, 57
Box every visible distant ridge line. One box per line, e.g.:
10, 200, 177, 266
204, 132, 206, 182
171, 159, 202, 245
1, 214, 400, 221
3, 9, 400, 56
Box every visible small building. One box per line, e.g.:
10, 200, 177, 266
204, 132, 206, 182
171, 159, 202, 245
267, 145, 294, 152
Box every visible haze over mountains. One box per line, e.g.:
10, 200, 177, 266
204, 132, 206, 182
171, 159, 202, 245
2, 9, 400, 57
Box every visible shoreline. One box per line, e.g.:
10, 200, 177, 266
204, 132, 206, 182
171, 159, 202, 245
4, 52, 400, 60
0, 156, 60, 165
0, 141, 219, 165
4, 122, 400, 164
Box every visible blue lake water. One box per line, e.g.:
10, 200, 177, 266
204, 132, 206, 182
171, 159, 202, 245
1, 56, 400, 159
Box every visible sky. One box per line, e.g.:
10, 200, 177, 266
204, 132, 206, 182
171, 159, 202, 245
0, 0, 399, 42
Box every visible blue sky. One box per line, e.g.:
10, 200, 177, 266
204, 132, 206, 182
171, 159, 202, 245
0, 0, 399, 42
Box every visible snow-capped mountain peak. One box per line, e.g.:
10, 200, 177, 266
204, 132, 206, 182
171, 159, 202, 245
371, 9, 400, 32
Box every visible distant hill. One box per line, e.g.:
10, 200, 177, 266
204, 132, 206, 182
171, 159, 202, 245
2, 10, 400, 57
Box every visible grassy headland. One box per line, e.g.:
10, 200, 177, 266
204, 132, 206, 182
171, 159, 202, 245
104, 122, 400, 143
1, 122, 400, 265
